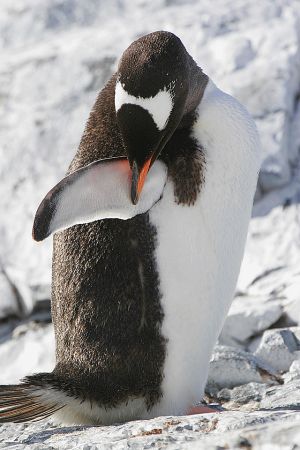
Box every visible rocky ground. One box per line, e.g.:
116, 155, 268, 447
1, 0, 300, 448
0, 410, 300, 449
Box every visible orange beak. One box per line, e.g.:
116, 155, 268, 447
131, 157, 152, 205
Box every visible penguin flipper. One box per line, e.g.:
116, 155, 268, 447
32, 157, 167, 242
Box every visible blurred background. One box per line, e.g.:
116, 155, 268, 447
0, 0, 299, 389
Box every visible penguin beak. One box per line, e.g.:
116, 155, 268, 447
131, 157, 152, 205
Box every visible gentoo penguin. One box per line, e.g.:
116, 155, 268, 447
0, 31, 260, 425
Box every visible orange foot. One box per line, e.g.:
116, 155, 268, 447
187, 405, 219, 415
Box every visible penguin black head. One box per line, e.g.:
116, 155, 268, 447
115, 31, 192, 204
31, 32, 207, 242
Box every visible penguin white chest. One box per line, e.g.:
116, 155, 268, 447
148, 81, 260, 416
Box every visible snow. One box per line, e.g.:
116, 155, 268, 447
0, 0, 300, 446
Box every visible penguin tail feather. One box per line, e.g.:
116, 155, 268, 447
0, 375, 66, 423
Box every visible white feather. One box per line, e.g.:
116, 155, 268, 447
148, 80, 261, 416
115, 81, 173, 131
31, 388, 147, 426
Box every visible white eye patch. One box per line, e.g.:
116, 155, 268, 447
115, 81, 173, 131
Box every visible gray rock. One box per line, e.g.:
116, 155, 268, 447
0, 264, 34, 319
207, 34, 255, 73
283, 281, 300, 326
215, 7, 300, 193
254, 328, 300, 372
214, 373, 300, 413
217, 382, 267, 406
257, 111, 291, 191
248, 335, 262, 353
261, 378, 300, 411
4, 266, 34, 317
0, 271, 18, 319
0, 323, 55, 384
220, 295, 282, 345
207, 345, 276, 391
238, 211, 300, 309
290, 359, 300, 377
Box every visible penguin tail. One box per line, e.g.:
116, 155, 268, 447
0, 373, 66, 423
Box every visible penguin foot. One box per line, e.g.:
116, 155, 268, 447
187, 405, 219, 415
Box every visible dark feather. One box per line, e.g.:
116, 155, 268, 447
0, 383, 64, 423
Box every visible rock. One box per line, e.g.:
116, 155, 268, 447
254, 328, 300, 373
261, 379, 300, 411
215, 375, 300, 412
211, 367, 300, 413
0, 323, 55, 384
0, 321, 15, 343
0, 267, 50, 320
210, 5, 300, 193
4, 266, 34, 316
207, 34, 255, 73
220, 295, 282, 346
0, 271, 18, 319
256, 112, 291, 191
284, 360, 300, 383
248, 335, 263, 354
30, 283, 51, 305
0, 265, 35, 319
214, 371, 300, 413
290, 98, 300, 165
207, 345, 276, 392
283, 281, 300, 326
238, 207, 300, 296
217, 382, 267, 407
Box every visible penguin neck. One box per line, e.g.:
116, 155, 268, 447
183, 59, 209, 121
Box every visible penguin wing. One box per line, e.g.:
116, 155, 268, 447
32, 157, 167, 242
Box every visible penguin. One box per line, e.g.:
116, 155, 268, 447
0, 31, 260, 425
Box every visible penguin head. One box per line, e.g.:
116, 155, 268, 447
115, 31, 190, 204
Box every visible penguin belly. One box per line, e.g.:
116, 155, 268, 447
147, 82, 260, 417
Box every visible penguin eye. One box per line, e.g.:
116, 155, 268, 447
115, 81, 173, 131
